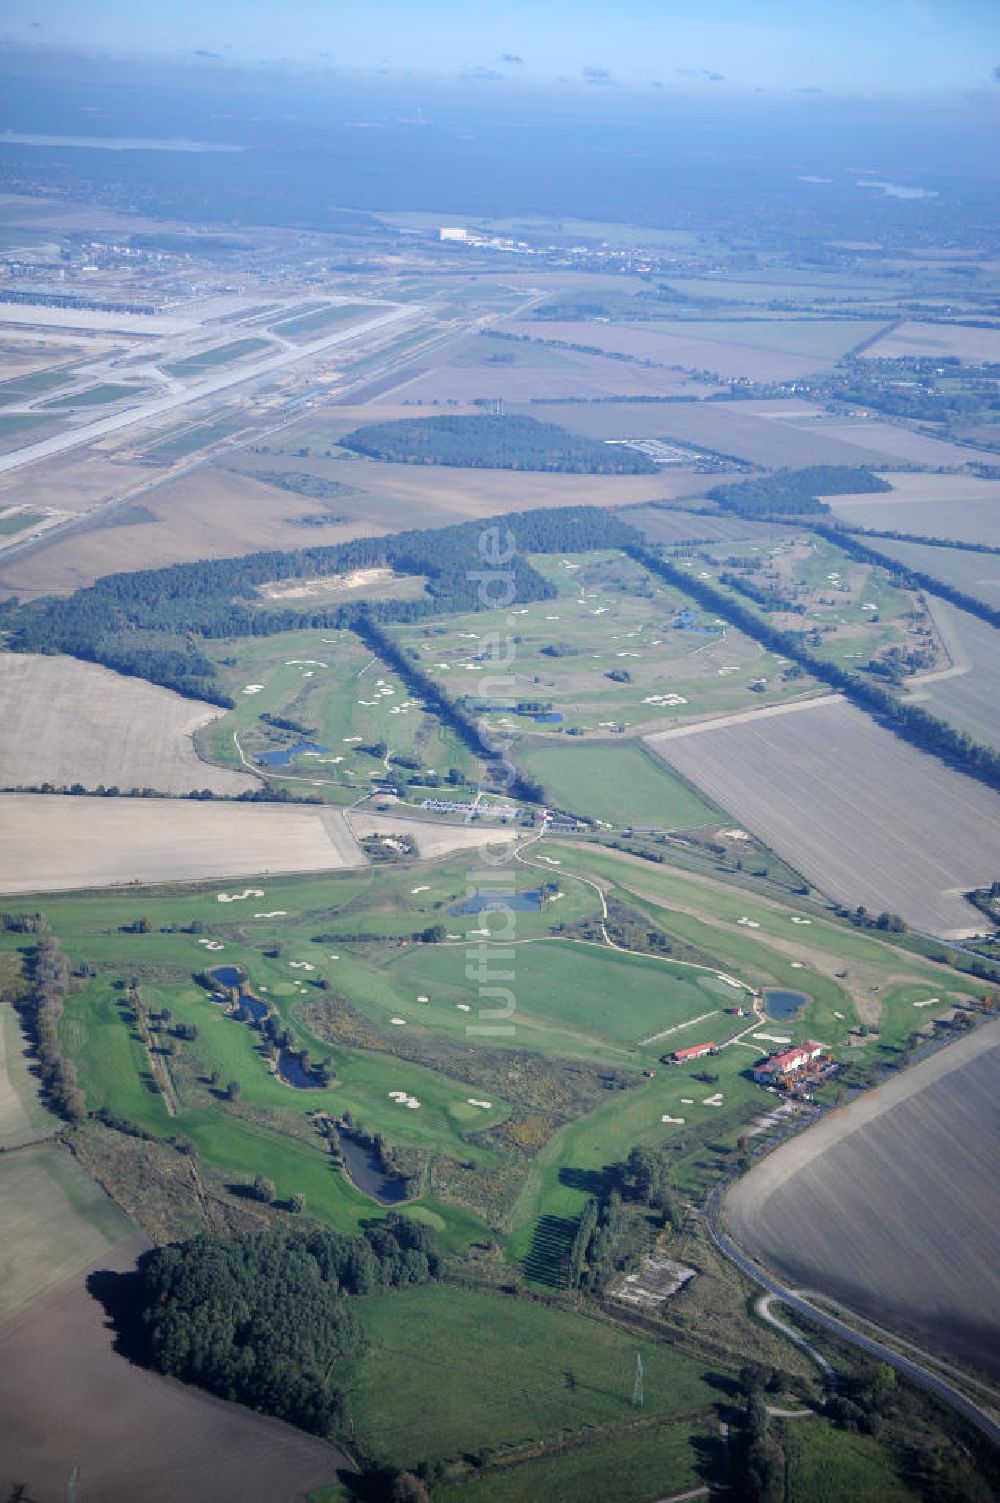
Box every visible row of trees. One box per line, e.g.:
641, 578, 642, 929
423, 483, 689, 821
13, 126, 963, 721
568, 1145, 683, 1291
18, 939, 85, 1121
133, 1218, 442, 1436
628, 542, 1000, 793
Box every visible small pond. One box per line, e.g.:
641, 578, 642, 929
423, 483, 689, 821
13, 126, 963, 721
337, 1129, 410, 1204
764, 988, 809, 1021
450, 888, 543, 915
532, 711, 563, 724
256, 739, 330, 767
277, 1048, 326, 1090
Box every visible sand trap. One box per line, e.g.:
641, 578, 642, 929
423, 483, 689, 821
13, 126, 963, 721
467, 1099, 493, 1109
456, 1003, 470, 1012
661, 1114, 686, 1124
243, 684, 264, 694
416, 994, 429, 1003
217, 889, 265, 902
254, 910, 287, 918
738, 916, 761, 928
681, 1098, 694, 1105
791, 917, 813, 925
790, 962, 804, 969
389, 1017, 407, 1026
703, 1093, 725, 1106
753, 1033, 791, 1045
289, 961, 315, 971
411, 885, 430, 894
328, 954, 340, 960
914, 997, 940, 1008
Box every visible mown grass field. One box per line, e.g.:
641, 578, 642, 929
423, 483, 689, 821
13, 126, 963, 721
434, 1421, 710, 1503
518, 738, 720, 827
201, 625, 480, 794
348, 1283, 725, 1470
386, 549, 819, 741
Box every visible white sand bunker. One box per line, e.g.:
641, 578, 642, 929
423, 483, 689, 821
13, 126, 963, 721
661, 1114, 686, 1125
389, 1017, 407, 1026
217, 888, 265, 903
702, 1093, 725, 1107
242, 684, 265, 694
328, 954, 340, 960
833, 1010, 845, 1020
417, 994, 429, 1003
468, 1099, 492, 1109
914, 997, 940, 1008
254, 910, 287, 918
198, 939, 225, 952
388, 1090, 421, 1109
289, 961, 315, 971
790, 916, 812, 925
753, 1032, 791, 1045
411, 885, 429, 894
790, 962, 804, 970
642, 693, 688, 707
720, 829, 750, 841
737, 916, 760, 928
680, 1098, 694, 1105
456, 1003, 470, 1012
343, 736, 363, 743
286, 659, 327, 667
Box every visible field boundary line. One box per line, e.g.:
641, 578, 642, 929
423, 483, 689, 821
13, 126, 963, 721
645, 693, 842, 743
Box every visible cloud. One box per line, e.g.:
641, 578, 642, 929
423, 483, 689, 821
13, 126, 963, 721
674, 67, 696, 76
795, 84, 823, 93
28, 19, 43, 28
704, 71, 724, 82
194, 49, 222, 59
992, 64, 1000, 83
582, 66, 613, 85
462, 66, 502, 81
500, 53, 523, 65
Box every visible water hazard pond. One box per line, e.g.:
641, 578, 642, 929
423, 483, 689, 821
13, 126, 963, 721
763, 989, 809, 1021
208, 966, 410, 1204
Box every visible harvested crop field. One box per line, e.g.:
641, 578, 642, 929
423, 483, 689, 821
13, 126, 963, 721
386, 343, 718, 404
862, 320, 1000, 363
0, 1235, 345, 1503
0, 1144, 132, 1323
801, 418, 994, 468
0, 795, 522, 894
0, 652, 256, 794
0, 466, 387, 597
0, 793, 365, 893
498, 320, 848, 382
871, 538, 1000, 610
536, 398, 910, 468
827, 472, 1000, 546
725, 1020, 1000, 1379
905, 598, 1000, 753
646, 695, 1000, 937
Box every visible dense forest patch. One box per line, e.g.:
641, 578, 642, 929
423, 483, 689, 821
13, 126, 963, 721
338, 414, 659, 474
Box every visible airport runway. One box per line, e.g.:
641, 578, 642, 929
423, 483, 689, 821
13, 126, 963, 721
0, 301, 422, 478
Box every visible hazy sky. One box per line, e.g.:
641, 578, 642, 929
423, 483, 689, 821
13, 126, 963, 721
5, 0, 1000, 96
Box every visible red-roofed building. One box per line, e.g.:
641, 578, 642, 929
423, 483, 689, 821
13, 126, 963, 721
671, 1041, 718, 1063
753, 1041, 824, 1083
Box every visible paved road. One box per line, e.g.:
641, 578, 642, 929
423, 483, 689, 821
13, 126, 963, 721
705, 1187, 1000, 1448
0, 301, 421, 478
